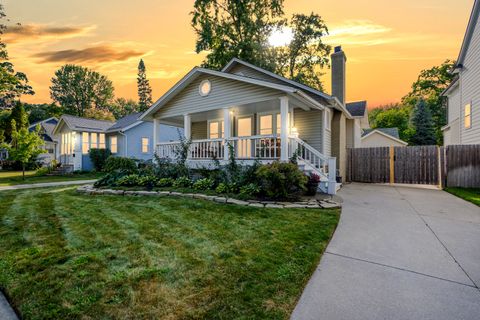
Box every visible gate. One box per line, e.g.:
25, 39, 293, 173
347, 146, 441, 186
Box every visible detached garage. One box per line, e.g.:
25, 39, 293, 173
361, 128, 408, 147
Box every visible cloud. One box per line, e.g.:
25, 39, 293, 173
328, 20, 392, 37
3, 24, 95, 43
32, 45, 145, 63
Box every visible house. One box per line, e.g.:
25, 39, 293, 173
346, 101, 370, 148
361, 128, 408, 147
140, 46, 366, 194
442, 0, 480, 145
28, 117, 59, 165
53, 113, 180, 171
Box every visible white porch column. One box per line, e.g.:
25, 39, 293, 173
223, 108, 231, 161
280, 96, 289, 161
153, 118, 159, 155
184, 114, 191, 140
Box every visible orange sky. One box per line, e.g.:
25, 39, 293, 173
3, 0, 474, 108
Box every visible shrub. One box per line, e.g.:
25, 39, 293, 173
94, 171, 128, 187
35, 167, 50, 176
117, 174, 141, 187
137, 175, 157, 190
156, 177, 175, 187
215, 183, 228, 194
193, 178, 214, 191
173, 176, 192, 188
89, 148, 112, 171
104, 157, 137, 174
305, 173, 321, 196
239, 183, 260, 198
255, 161, 307, 200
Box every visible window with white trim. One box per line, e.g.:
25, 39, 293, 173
259, 115, 273, 135
142, 137, 149, 153
110, 136, 118, 154
82, 132, 89, 154
465, 103, 471, 129
208, 120, 224, 139
99, 133, 106, 149
91, 133, 98, 149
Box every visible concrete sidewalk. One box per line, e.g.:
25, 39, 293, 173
0, 292, 18, 320
0, 179, 96, 191
292, 183, 480, 320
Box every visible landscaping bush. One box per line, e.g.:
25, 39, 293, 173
94, 171, 128, 187
104, 157, 138, 174
156, 177, 175, 187
117, 174, 141, 187
305, 173, 321, 196
239, 183, 260, 198
173, 176, 192, 188
137, 175, 157, 190
215, 182, 238, 194
193, 178, 214, 191
255, 161, 307, 200
89, 148, 112, 171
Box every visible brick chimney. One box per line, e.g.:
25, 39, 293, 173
331, 46, 347, 105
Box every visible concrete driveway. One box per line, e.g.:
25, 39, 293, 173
292, 183, 480, 320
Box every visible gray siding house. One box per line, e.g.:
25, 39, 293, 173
53, 113, 180, 171
443, 0, 480, 145
28, 117, 59, 165
141, 47, 367, 194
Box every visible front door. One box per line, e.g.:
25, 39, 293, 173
236, 116, 252, 158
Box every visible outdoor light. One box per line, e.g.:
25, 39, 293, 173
199, 79, 211, 96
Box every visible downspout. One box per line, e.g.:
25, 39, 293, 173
119, 131, 127, 157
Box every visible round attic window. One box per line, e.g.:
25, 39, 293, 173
199, 80, 211, 96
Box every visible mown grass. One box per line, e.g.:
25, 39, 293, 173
0, 187, 339, 319
0, 170, 102, 186
445, 187, 480, 206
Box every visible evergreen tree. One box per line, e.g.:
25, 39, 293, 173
3, 101, 28, 141
137, 59, 153, 111
410, 100, 436, 145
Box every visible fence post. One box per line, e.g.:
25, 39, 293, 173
389, 146, 395, 184
437, 146, 442, 189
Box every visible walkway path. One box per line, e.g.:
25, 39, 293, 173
0, 180, 96, 191
292, 183, 480, 320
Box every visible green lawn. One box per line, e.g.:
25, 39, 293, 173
0, 187, 339, 319
0, 170, 102, 186
445, 187, 480, 206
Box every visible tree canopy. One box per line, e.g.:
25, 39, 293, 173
49, 64, 114, 117
410, 99, 437, 145
137, 59, 153, 111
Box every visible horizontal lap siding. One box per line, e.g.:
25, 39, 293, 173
461, 16, 480, 144
157, 74, 282, 119
192, 121, 207, 140
294, 109, 324, 154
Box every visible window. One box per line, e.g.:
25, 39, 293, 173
259, 115, 273, 135
208, 120, 224, 139
199, 80, 211, 96
325, 109, 331, 130
110, 136, 118, 154
91, 133, 98, 149
142, 137, 149, 153
465, 103, 471, 129
99, 133, 106, 149
276, 113, 290, 134
82, 132, 89, 154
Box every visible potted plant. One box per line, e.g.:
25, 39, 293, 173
305, 173, 320, 196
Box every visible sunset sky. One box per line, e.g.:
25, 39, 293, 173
3, 0, 474, 108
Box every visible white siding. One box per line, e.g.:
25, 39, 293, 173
361, 133, 407, 148
460, 14, 480, 144
157, 74, 283, 119
447, 85, 461, 123
293, 108, 324, 154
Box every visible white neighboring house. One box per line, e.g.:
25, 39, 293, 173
141, 47, 371, 194
442, 0, 480, 145
361, 128, 408, 148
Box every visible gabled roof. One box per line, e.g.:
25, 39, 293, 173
346, 101, 367, 117
29, 117, 58, 140
107, 112, 143, 132
221, 58, 334, 103
140, 66, 326, 120
54, 114, 114, 134
362, 127, 400, 139
455, 0, 480, 68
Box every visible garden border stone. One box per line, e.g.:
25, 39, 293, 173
76, 185, 341, 209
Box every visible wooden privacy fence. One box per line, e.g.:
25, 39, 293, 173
347, 145, 480, 188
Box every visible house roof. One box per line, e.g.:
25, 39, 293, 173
346, 101, 367, 117
107, 112, 143, 132
140, 66, 328, 120
362, 127, 400, 139
455, 0, 480, 68
29, 117, 58, 140
57, 114, 114, 133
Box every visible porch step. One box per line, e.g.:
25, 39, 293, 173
47, 164, 74, 175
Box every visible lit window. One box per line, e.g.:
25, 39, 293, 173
110, 136, 117, 154
91, 133, 98, 149
199, 80, 211, 96
99, 133, 106, 149
209, 121, 224, 139
259, 115, 273, 135
142, 137, 149, 153
275, 113, 290, 134
82, 132, 89, 154
465, 103, 471, 129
